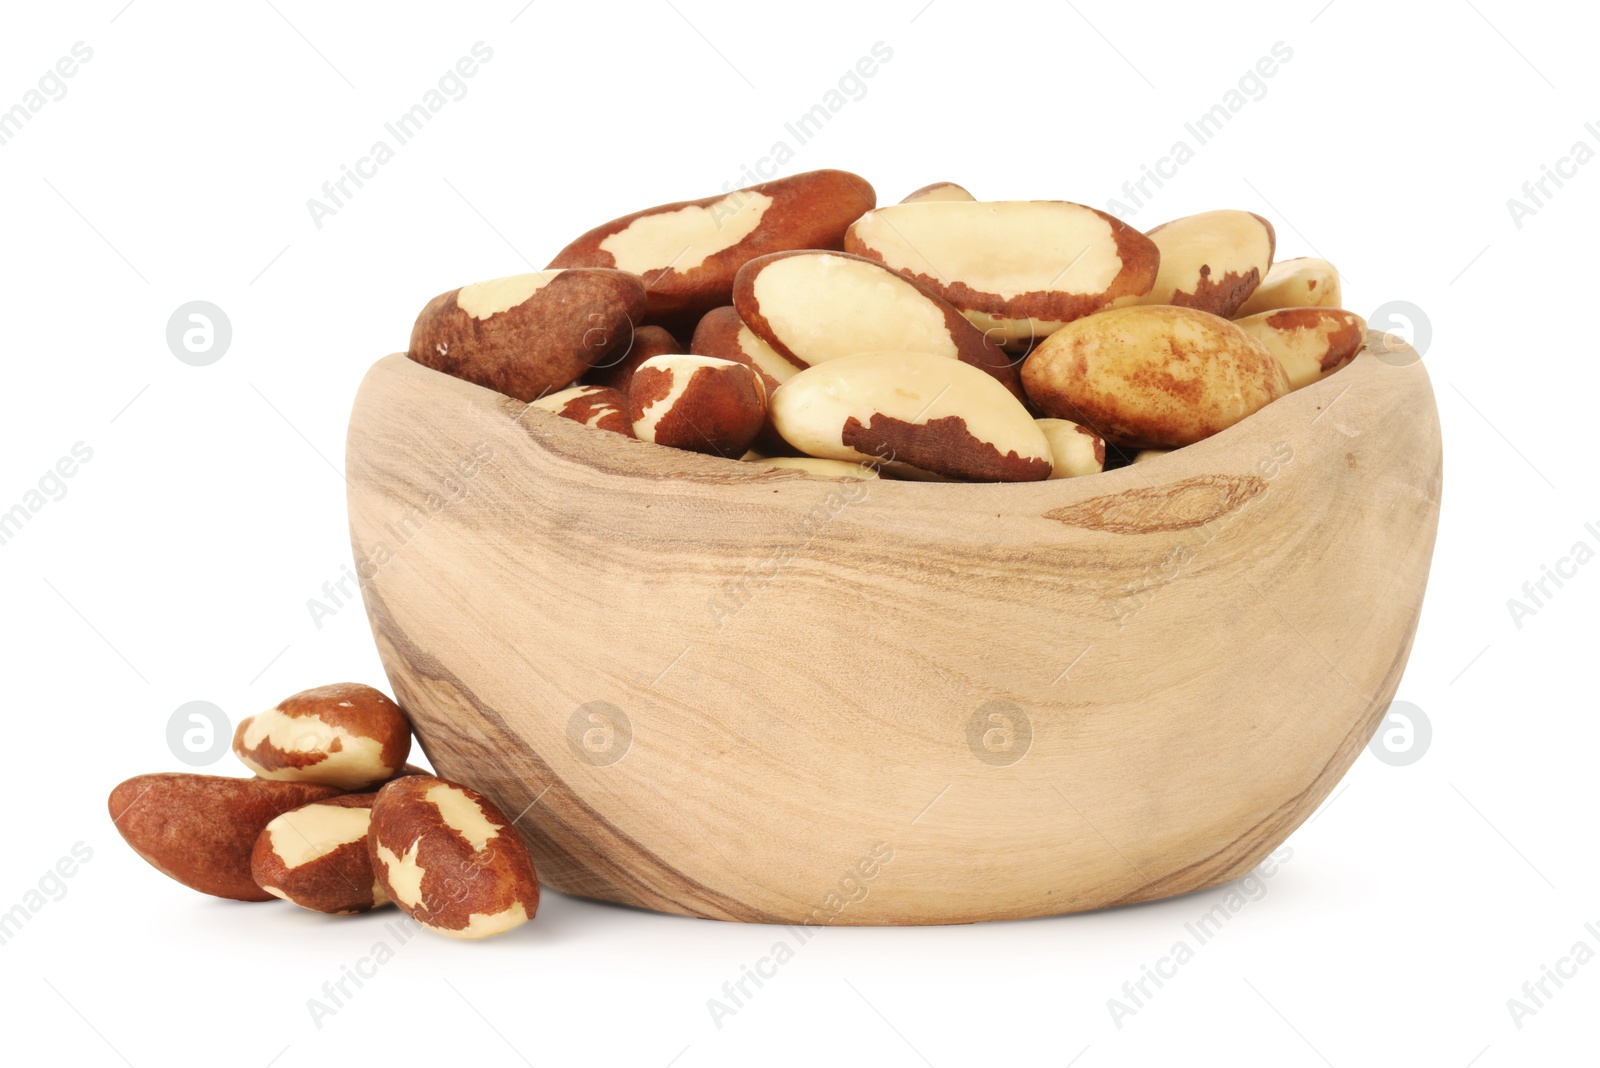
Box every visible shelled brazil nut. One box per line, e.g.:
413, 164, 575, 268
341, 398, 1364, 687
530, 384, 634, 436
1235, 256, 1342, 317
369, 775, 540, 941
1233, 308, 1369, 391
843, 199, 1160, 346
770, 352, 1052, 482
110, 681, 544, 942
251, 793, 386, 914
732, 250, 1024, 400
628, 354, 768, 458
409, 269, 646, 403
549, 169, 874, 322
399, 171, 1366, 480
1135, 210, 1275, 317
1022, 305, 1291, 449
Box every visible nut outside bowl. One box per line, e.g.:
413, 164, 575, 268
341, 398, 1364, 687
346, 332, 1441, 925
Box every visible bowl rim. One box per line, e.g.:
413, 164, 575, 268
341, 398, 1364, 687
395, 329, 1426, 509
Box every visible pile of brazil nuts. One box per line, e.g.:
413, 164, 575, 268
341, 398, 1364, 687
109, 684, 540, 940
407, 169, 1365, 481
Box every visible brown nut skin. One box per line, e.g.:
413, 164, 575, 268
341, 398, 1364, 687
528, 385, 634, 436
1021, 305, 1291, 449
628, 354, 768, 458
1233, 307, 1368, 391
690, 306, 802, 457
1138, 210, 1276, 317
109, 774, 342, 901
732, 249, 1026, 402
770, 352, 1052, 483
251, 794, 386, 915
1234, 257, 1342, 317
368, 776, 539, 940
548, 169, 875, 321
583, 324, 683, 392
843, 200, 1161, 345
408, 268, 648, 403
689, 306, 805, 397
233, 683, 411, 791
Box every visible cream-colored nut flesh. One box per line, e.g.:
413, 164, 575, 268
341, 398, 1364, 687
844, 200, 1159, 344
375, 841, 427, 910
740, 329, 803, 388
770, 352, 1051, 482
238, 709, 389, 787
900, 182, 975, 204
530, 385, 603, 416
1035, 419, 1106, 480
683, 306, 804, 392
530, 385, 631, 432
1134, 449, 1171, 464
630, 355, 747, 443
266, 804, 372, 869
632, 356, 721, 442
456, 271, 563, 319
1233, 307, 1368, 391
1234, 257, 1342, 317
1136, 210, 1275, 317
598, 192, 773, 276
437, 902, 530, 941
1021, 305, 1291, 449
747, 253, 961, 364
749, 456, 881, 479
424, 783, 502, 851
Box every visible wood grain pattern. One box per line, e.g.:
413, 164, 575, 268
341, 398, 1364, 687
345, 333, 1442, 925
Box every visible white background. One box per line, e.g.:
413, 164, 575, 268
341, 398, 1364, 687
2, 1, 1595, 1065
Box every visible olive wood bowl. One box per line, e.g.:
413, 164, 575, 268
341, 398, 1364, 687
345, 332, 1441, 925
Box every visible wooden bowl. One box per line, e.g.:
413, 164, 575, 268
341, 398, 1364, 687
346, 333, 1441, 925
